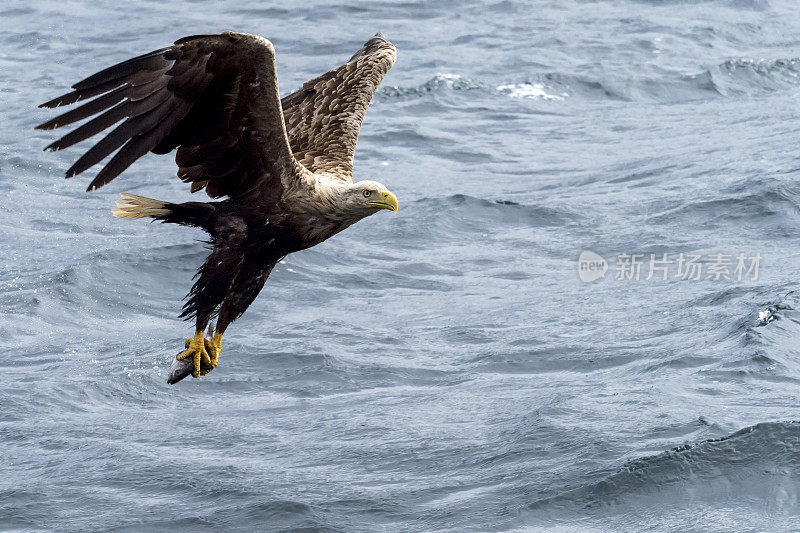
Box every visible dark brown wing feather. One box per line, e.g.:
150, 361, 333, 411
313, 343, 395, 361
280, 33, 396, 180
37, 32, 303, 201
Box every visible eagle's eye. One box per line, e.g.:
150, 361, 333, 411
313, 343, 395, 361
363, 190, 372, 198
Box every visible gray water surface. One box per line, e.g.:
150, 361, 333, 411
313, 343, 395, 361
2, 1, 800, 531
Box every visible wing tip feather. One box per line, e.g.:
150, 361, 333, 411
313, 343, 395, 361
38, 93, 74, 109
35, 120, 59, 131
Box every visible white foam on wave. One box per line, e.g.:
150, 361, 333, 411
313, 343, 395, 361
497, 82, 567, 101
432, 72, 482, 90
757, 307, 775, 325
436, 73, 463, 82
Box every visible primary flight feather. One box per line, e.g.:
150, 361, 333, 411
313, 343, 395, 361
37, 32, 398, 383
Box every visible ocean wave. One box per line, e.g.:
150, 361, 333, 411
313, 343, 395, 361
520, 421, 800, 528
691, 57, 800, 97
379, 73, 570, 103
389, 194, 571, 246
533, 59, 800, 102
380, 57, 800, 107
378, 73, 484, 99
648, 187, 800, 225
496, 82, 567, 101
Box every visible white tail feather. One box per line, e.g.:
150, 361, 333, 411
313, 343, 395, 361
111, 193, 170, 219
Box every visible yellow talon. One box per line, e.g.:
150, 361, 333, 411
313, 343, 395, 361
177, 330, 212, 378
200, 332, 223, 376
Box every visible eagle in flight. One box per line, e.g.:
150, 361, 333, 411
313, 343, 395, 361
37, 32, 398, 383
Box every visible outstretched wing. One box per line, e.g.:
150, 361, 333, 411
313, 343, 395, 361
280, 33, 396, 180
37, 32, 304, 201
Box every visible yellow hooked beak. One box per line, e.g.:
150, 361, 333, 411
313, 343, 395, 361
368, 191, 398, 212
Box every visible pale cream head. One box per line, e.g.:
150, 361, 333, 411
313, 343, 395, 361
337, 180, 398, 218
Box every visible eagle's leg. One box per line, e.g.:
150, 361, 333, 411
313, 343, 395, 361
199, 332, 223, 376
177, 329, 213, 378
177, 216, 248, 378
208, 257, 277, 368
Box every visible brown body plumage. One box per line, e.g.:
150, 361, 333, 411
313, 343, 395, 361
37, 32, 399, 382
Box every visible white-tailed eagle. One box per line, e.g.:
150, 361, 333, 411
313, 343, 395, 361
37, 32, 398, 383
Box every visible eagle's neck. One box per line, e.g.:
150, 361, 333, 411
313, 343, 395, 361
288, 175, 364, 247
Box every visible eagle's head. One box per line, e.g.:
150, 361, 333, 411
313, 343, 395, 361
339, 180, 398, 219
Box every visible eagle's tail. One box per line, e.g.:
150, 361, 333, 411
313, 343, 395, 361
112, 193, 215, 230
112, 193, 171, 219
